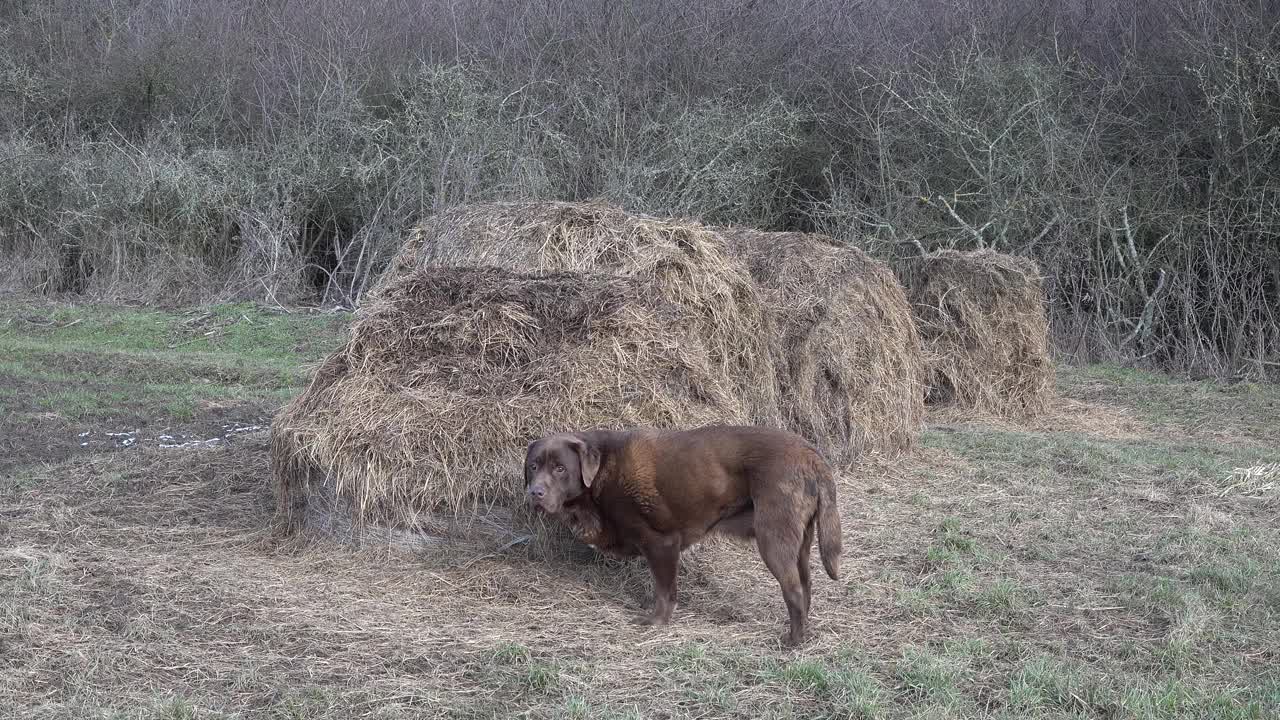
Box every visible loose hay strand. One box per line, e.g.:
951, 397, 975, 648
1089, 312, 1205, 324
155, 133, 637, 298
1218, 463, 1280, 502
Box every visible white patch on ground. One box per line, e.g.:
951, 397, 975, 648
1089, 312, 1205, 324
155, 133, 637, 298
74, 422, 267, 452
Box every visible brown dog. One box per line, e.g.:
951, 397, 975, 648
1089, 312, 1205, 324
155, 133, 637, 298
524, 424, 842, 646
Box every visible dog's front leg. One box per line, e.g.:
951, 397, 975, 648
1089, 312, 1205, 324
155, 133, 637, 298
636, 535, 680, 626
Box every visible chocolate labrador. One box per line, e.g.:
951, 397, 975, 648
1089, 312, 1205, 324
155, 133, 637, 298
524, 424, 842, 646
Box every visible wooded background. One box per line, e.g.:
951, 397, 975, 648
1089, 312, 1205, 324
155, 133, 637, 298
2, 0, 1276, 376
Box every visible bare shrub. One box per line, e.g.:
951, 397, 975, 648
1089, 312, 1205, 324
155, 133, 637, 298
0, 0, 1277, 374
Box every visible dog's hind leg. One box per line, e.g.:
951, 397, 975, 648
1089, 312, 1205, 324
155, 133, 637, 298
797, 515, 816, 613
756, 524, 808, 647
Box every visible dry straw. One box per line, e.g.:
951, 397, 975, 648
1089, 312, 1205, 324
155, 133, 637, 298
720, 229, 925, 459
271, 267, 749, 543
273, 202, 927, 545
380, 201, 782, 427
897, 249, 1054, 418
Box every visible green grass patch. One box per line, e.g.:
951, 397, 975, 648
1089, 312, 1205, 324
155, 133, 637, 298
1068, 364, 1180, 388
1118, 680, 1269, 720
1061, 365, 1280, 445
1190, 562, 1257, 596
974, 578, 1028, 614
483, 642, 564, 695
651, 643, 890, 718
937, 517, 977, 554
0, 300, 349, 425
13, 302, 346, 360
898, 518, 1036, 618
1008, 655, 1107, 714
35, 387, 121, 419
101, 695, 235, 720
895, 646, 968, 707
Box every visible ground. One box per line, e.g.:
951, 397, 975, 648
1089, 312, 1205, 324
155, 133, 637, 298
1, 298, 1277, 720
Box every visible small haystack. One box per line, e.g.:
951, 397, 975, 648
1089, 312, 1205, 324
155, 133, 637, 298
897, 249, 1054, 418
721, 229, 925, 458
272, 266, 751, 545
380, 201, 782, 428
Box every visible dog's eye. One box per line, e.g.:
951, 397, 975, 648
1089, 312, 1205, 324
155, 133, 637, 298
555, 465, 565, 473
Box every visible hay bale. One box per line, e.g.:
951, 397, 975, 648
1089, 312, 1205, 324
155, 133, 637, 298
720, 229, 925, 458
897, 249, 1054, 418
380, 201, 782, 428
271, 266, 752, 545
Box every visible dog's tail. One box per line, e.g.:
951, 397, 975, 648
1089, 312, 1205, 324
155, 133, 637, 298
816, 466, 842, 580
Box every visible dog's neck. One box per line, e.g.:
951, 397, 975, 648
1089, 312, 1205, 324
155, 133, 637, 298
561, 494, 609, 547
558, 430, 627, 549
563, 493, 600, 526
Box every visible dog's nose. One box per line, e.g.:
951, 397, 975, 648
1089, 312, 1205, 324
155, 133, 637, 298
528, 485, 545, 499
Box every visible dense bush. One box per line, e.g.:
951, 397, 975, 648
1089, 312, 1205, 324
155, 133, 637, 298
1, 0, 1277, 375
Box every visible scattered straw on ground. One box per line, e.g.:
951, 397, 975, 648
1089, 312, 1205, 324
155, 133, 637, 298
720, 228, 924, 459
6, 367, 1280, 717
897, 249, 1054, 419
926, 397, 1151, 441
1215, 463, 1280, 505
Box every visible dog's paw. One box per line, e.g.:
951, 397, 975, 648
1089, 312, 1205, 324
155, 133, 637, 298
780, 629, 806, 648
633, 613, 670, 627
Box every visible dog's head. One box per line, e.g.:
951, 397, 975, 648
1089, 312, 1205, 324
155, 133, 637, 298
524, 433, 601, 515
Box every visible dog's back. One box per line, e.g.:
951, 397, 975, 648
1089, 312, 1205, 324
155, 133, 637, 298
683, 425, 842, 582
598, 425, 841, 577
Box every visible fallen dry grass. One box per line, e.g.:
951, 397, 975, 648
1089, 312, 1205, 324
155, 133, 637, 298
3, 361, 1279, 719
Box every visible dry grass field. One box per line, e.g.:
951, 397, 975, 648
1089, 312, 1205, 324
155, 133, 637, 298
1, 299, 1277, 719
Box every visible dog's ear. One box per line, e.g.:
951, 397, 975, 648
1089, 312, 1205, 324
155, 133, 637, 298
567, 434, 601, 488
523, 439, 539, 486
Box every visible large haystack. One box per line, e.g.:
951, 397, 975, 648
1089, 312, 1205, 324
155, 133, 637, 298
897, 249, 1054, 418
720, 229, 925, 458
272, 266, 751, 544
380, 201, 782, 428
